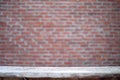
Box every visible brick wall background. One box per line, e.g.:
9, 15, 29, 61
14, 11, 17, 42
0, 0, 120, 66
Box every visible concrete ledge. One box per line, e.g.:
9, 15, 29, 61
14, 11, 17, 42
0, 66, 120, 78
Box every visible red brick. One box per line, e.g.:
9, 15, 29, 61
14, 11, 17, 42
0, 0, 119, 66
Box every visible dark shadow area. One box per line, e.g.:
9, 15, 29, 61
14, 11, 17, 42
0, 75, 120, 80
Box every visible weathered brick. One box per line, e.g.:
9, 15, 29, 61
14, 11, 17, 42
0, 0, 120, 66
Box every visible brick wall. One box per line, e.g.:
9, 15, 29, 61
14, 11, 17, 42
0, 0, 120, 66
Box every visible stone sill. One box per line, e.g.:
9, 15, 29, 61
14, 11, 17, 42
0, 66, 120, 78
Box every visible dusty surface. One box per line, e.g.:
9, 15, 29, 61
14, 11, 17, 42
0, 66, 120, 78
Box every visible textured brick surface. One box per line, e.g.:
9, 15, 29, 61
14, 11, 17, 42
0, 0, 120, 66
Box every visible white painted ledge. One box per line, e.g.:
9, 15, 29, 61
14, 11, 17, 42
0, 66, 120, 78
